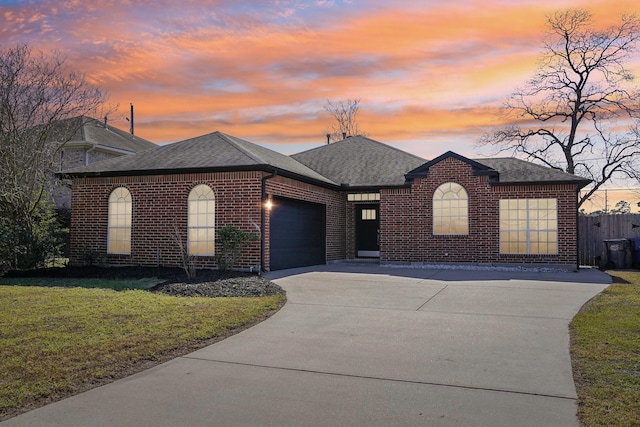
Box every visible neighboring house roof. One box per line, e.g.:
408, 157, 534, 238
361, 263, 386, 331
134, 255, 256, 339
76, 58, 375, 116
291, 136, 426, 187
63, 131, 337, 186
59, 116, 156, 154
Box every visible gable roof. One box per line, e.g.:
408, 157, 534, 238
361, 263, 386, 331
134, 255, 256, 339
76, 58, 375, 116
405, 151, 500, 181
58, 116, 156, 153
474, 157, 591, 187
63, 131, 336, 185
406, 151, 590, 188
291, 135, 426, 187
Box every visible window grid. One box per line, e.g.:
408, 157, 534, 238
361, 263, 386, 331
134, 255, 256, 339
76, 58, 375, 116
188, 184, 215, 256
361, 209, 377, 220
347, 193, 380, 202
433, 182, 468, 235
107, 187, 132, 254
499, 199, 558, 254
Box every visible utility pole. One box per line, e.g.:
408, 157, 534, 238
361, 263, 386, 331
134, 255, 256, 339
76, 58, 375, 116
129, 103, 134, 135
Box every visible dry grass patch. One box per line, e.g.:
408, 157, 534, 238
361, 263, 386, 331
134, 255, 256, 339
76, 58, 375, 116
570, 270, 640, 427
0, 285, 284, 420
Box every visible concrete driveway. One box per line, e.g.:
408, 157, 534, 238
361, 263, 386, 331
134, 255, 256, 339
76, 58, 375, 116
2, 264, 609, 427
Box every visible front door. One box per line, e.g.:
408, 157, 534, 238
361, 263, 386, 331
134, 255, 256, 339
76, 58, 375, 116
356, 204, 380, 258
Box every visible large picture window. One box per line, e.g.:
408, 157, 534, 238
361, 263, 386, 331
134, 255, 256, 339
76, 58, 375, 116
108, 187, 132, 254
188, 184, 215, 255
499, 199, 558, 254
433, 182, 468, 235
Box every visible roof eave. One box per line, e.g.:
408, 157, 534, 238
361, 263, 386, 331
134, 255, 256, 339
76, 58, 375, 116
490, 179, 592, 189
340, 183, 412, 191
59, 164, 339, 189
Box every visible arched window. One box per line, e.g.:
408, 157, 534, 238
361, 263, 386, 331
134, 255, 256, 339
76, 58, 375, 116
188, 184, 215, 255
108, 187, 132, 254
433, 182, 468, 235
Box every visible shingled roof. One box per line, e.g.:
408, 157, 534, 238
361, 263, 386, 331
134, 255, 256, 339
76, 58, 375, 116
63, 131, 336, 185
404, 151, 589, 187
291, 136, 426, 187
474, 157, 591, 187
63, 131, 590, 189
59, 116, 156, 153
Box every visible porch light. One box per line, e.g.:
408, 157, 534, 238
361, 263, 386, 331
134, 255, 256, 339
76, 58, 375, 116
265, 196, 273, 210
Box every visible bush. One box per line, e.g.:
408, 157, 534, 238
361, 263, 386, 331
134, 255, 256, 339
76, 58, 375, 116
216, 226, 258, 271
0, 200, 67, 271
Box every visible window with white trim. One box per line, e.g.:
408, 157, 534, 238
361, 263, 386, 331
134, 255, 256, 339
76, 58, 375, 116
107, 187, 132, 254
188, 184, 215, 255
499, 199, 558, 254
433, 182, 468, 235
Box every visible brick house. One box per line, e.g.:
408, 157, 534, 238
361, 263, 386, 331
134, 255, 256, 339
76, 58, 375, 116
63, 132, 589, 271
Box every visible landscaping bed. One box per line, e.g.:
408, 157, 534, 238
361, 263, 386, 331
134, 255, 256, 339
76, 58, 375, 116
3, 266, 285, 297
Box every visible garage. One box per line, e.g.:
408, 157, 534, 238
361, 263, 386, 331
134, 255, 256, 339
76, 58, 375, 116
269, 197, 326, 270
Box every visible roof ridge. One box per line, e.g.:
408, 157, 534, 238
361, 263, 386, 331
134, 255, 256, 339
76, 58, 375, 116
292, 135, 425, 162
215, 132, 265, 164
356, 135, 426, 161
79, 115, 87, 142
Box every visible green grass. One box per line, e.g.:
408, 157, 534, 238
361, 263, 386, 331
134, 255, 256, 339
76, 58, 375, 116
0, 276, 163, 290
570, 270, 640, 427
0, 285, 285, 420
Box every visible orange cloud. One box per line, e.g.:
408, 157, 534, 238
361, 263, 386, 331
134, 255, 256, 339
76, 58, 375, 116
0, 0, 638, 161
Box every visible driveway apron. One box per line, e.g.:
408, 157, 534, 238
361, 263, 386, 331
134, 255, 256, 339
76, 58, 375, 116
1, 265, 609, 427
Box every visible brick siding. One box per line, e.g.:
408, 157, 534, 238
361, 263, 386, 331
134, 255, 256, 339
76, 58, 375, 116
69, 157, 580, 270
380, 157, 579, 268
70, 171, 264, 269
70, 171, 346, 270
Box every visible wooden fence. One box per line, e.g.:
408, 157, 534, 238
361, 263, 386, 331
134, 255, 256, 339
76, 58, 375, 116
578, 214, 640, 268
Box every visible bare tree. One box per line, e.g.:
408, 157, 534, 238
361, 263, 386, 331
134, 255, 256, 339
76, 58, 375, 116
170, 222, 196, 279
0, 43, 108, 268
479, 10, 640, 209
323, 98, 366, 142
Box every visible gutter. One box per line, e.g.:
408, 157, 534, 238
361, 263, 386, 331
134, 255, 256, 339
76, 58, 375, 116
260, 169, 277, 273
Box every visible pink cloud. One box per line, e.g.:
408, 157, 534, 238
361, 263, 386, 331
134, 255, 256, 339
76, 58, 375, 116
0, 0, 638, 159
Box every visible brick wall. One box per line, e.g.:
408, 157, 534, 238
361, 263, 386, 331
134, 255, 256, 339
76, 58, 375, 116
266, 175, 346, 266
70, 171, 347, 270
381, 157, 579, 268
69, 158, 580, 270
70, 171, 264, 268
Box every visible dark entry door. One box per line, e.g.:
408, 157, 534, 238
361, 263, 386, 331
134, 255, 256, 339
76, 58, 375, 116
356, 204, 380, 258
270, 197, 326, 270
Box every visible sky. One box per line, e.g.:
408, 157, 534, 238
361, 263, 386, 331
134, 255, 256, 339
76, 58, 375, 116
1, 0, 640, 209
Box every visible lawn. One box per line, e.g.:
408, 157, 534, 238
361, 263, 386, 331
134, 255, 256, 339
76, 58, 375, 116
570, 270, 640, 427
0, 283, 285, 421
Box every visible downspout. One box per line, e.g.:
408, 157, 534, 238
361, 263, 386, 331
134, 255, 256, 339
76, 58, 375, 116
576, 188, 580, 272
260, 169, 277, 273
85, 144, 96, 165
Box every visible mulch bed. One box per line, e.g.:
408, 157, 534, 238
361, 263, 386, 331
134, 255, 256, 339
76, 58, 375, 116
3, 266, 285, 297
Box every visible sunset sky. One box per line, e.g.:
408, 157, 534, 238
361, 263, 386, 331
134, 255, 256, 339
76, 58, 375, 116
1, 0, 640, 208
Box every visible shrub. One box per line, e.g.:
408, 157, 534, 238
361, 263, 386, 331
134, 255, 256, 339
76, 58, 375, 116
0, 200, 67, 271
216, 226, 258, 271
